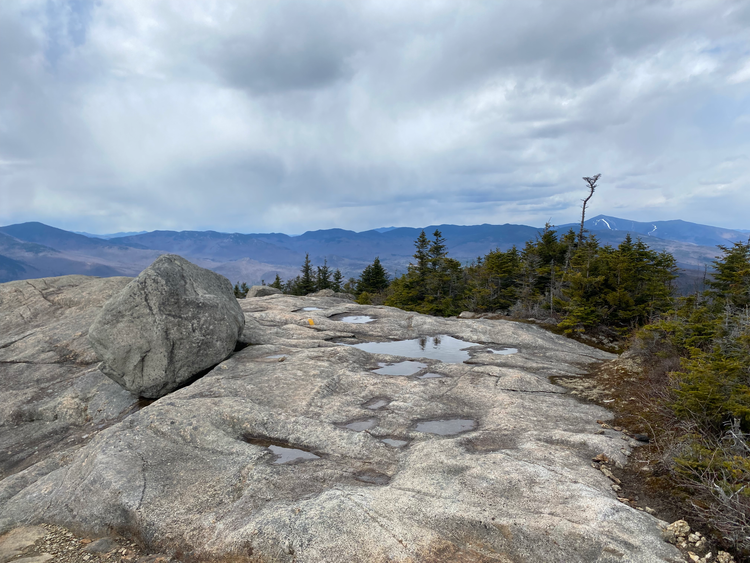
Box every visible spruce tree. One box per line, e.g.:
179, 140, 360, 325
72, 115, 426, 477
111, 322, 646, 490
413, 230, 430, 281
269, 274, 283, 290
331, 269, 343, 292
297, 254, 316, 295
317, 259, 332, 290
356, 257, 389, 295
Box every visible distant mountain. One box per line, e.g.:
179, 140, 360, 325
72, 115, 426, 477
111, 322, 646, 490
563, 215, 749, 248
0, 222, 140, 251
0, 231, 127, 281
0, 216, 743, 287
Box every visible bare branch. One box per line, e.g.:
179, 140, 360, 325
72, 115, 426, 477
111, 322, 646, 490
579, 173, 601, 244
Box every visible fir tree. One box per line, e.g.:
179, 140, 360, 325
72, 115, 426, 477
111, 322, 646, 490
233, 282, 249, 298
356, 257, 389, 295
331, 269, 344, 292
317, 259, 332, 290
269, 274, 283, 290
298, 253, 316, 295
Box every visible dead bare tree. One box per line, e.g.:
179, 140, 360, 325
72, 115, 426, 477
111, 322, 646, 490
579, 174, 601, 244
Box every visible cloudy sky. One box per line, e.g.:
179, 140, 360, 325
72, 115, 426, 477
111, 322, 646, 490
1, 0, 749, 235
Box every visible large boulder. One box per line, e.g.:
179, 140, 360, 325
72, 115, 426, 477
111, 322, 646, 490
88, 254, 245, 398
246, 285, 282, 298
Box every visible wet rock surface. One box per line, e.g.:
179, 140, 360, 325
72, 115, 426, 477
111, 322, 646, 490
88, 255, 244, 398
1, 284, 685, 561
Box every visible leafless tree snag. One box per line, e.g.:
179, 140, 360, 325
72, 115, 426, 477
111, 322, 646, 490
579, 173, 601, 244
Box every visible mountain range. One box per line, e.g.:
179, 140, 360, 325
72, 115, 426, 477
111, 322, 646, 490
1, 215, 747, 288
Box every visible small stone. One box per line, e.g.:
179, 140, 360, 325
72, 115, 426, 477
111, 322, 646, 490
645, 507, 656, 515
592, 453, 611, 463
611, 484, 622, 492
716, 552, 735, 563
85, 537, 120, 553
688, 552, 700, 562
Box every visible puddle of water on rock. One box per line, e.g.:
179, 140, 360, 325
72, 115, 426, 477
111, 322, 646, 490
373, 360, 427, 376
363, 398, 390, 410
344, 418, 378, 432
418, 372, 444, 379
351, 335, 485, 363
340, 315, 374, 324
244, 436, 320, 464
268, 445, 320, 464
381, 438, 409, 448
415, 419, 477, 436
301, 307, 322, 311
354, 470, 391, 485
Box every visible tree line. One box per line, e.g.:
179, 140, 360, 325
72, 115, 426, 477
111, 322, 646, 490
254, 225, 678, 335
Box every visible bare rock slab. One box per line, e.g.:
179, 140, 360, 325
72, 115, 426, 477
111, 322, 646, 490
0, 290, 683, 562
88, 254, 244, 398
0, 276, 138, 487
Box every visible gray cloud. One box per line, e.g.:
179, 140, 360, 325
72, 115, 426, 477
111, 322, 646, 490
0, 0, 749, 235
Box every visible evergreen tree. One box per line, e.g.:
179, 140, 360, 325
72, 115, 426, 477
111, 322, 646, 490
269, 274, 283, 290
331, 269, 343, 292
427, 230, 447, 269
317, 259, 332, 290
297, 253, 316, 295
356, 257, 389, 295
707, 239, 750, 310
233, 282, 249, 298
385, 229, 465, 316
413, 230, 430, 284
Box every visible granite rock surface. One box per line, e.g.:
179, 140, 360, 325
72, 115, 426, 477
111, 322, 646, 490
0, 275, 138, 499
1, 280, 683, 562
88, 254, 244, 398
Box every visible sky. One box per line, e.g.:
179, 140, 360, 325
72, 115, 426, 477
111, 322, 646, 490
1, 0, 749, 235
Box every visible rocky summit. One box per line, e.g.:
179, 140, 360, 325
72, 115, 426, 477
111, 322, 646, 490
0, 273, 684, 562
88, 254, 245, 398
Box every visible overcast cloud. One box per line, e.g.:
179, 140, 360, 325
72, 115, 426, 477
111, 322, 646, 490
1, 0, 749, 234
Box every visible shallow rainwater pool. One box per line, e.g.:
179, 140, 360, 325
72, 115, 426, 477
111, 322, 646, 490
351, 335, 478, 363
269, 445, 320, 464
344, 418, 378, 431
363, 398, 390, 410
300, 307, 322, 311
381, 438, 409, 448
373, 361, 427, 376
244, 436, 320, 464
415, 418, 477, 436
339, 315, 374, 324
350, 335, 518, 363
